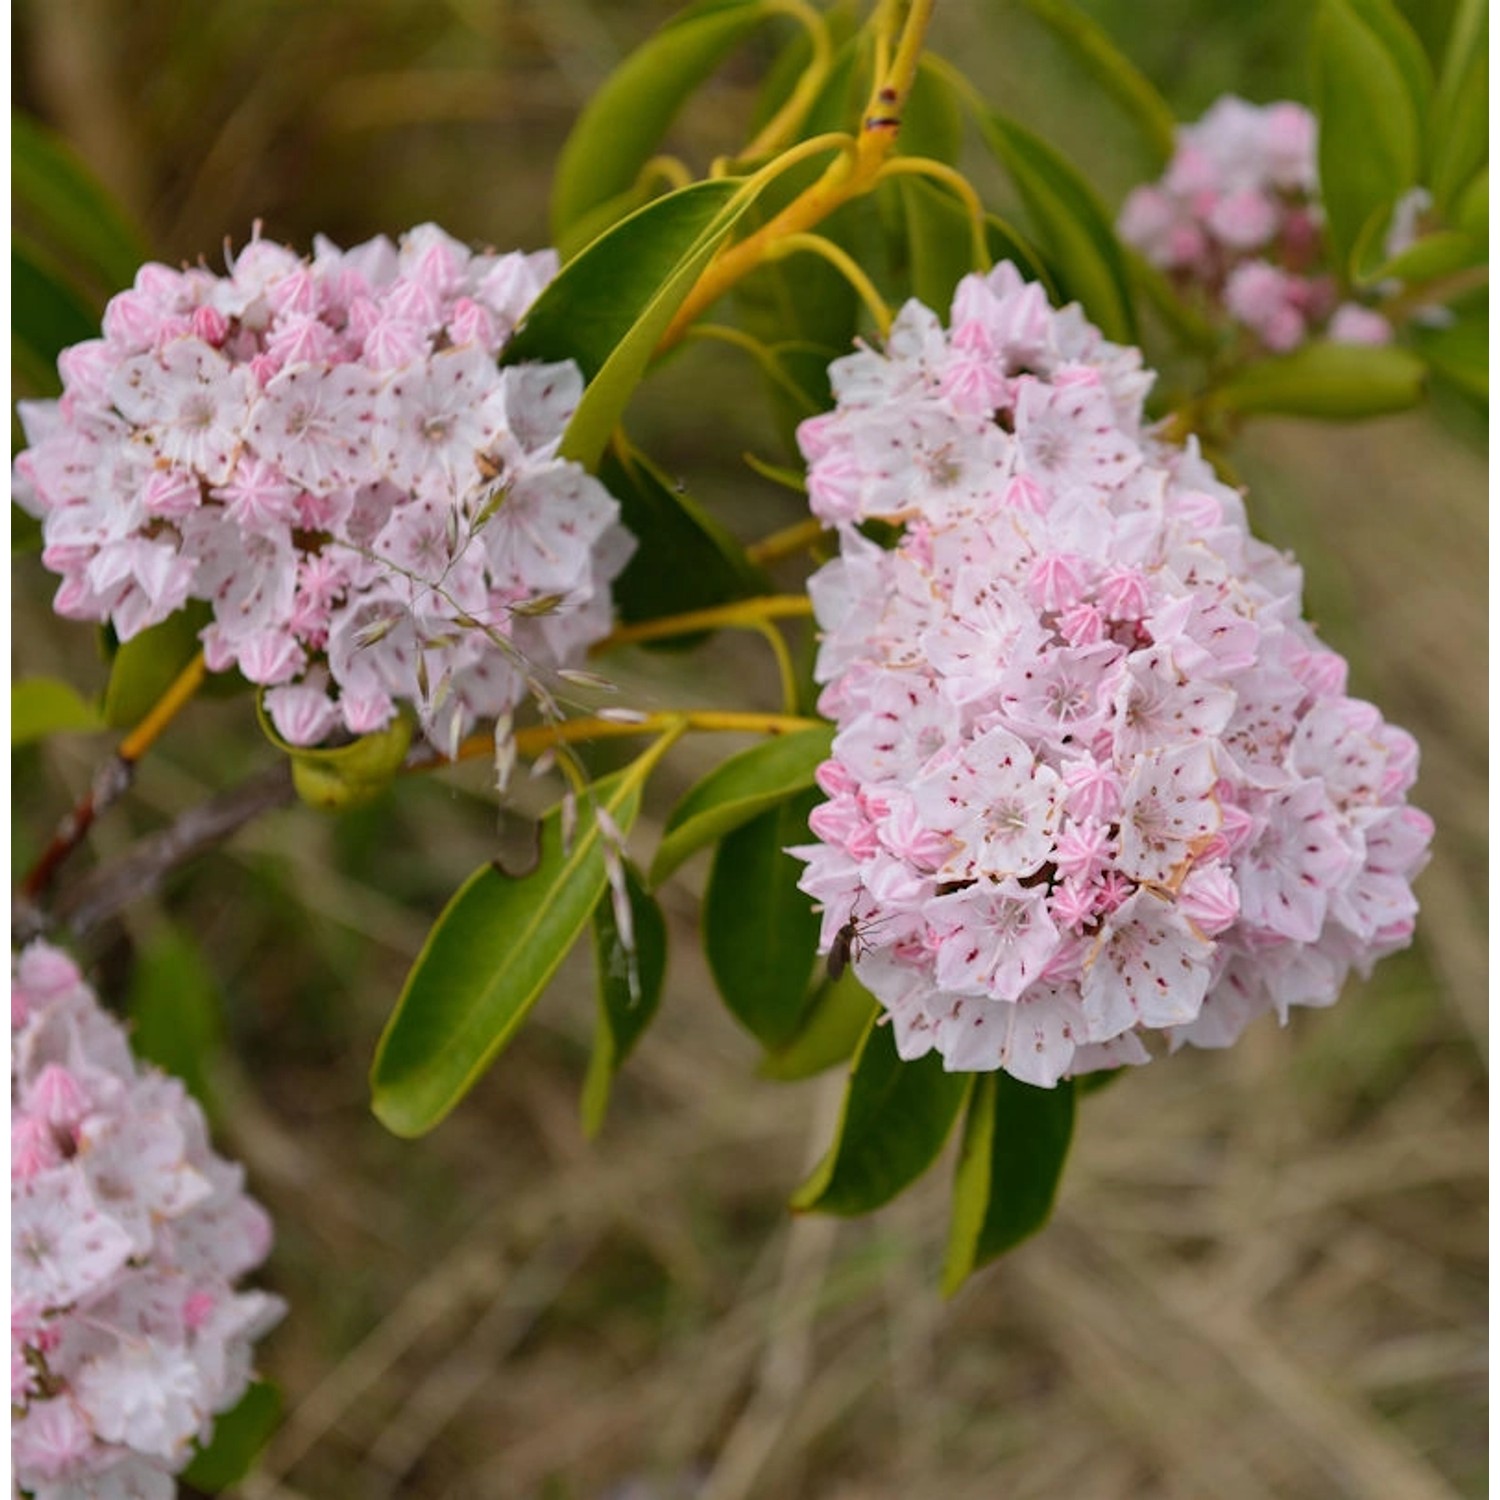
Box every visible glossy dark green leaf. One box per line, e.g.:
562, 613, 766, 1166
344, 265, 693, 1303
101, 603, 211, 728
372, 766, 648, 1137
582, 861, 667, 1136
128, 925, 222, 1108
1455, 168, 1487, 239
1313, 0, 1422, 269
11, 676, 105, 745
758, 968, 878, 1081
506, 179, 757, 470
1014, 0, 1177, 166
180, 1382, 281, 1491
598, 439, 768, 637
549, 0, 769, 239
942, 1073, 1075, 1293
979, 112, 1137, 343
703, 787, 822, 1048
1211, 341, 1426, 419
12, 110, 150, 299
650, 724, 833, 887
792, 1017, 971, 1215
13, 241, 98, 386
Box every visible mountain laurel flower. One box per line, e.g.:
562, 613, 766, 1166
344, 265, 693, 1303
11, 942, 283, 1498
791, 263, 1432, 1085
1117, 97, 1392, 352
14, 224, 635, 753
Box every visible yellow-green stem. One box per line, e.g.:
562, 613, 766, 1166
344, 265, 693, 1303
594, 594, 813, 652
766, 233, 894, 334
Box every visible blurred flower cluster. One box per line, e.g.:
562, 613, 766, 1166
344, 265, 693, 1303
793, 264, 1432, 1083
12, 942, 283, 1499
13, 224, 634, 753
1117, 97, 1393, 351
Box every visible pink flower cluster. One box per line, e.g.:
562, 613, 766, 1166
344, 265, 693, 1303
12, 943, 283, 1498
792, 264, 1432, 1084
13, 224, 634, 752
1117, 97, 1392, 351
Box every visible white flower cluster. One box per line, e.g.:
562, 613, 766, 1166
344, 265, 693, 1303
793, 264, 1432, 1083
12, 942, 284, 1498
13, 224, 634, 753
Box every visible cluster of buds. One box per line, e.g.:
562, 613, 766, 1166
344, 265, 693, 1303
13, 224, 634, 754
793, 263, 1432, 1083
12, 942, 283, 1498
1117, 97, 1393, 351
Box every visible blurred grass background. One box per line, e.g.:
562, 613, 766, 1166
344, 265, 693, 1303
12, 1, 1486, 1496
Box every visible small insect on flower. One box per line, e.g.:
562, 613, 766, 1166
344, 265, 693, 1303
826, 911, 885, 981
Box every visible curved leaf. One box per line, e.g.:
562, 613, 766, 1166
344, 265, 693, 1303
979, 111, 1137, 343
180, 1382, 281, 1492
12, 676, 104, 745
1313, 0, 1422, 270
1413, 314, 1488, 399
1431, 0, 1487, 212
1211, 342, 1426, 419
582, 860, 667, 1136
258, 705, 414, 813
1013, 0, 1177, 167
128, 924, 222, 1109
791, 1017, 971, 1215
599, 438, 769, 639
550, 0, 769, 240
942, 1073, 1076, 1294
1361, 229, 1485, 288
650, 724, 833, 887
101, 603, 211, 728
506, 179, 758, 470
12, 111, 149, 299
371, 765, 648, 1136
703, 787, 822, 1048
758, 968, 878, 1081
13, 240, 98, 389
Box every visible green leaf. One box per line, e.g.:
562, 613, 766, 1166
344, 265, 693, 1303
101, 603, 211, 728
1013, 0, 1177, 167
703, 787, 822, 1048
128, 925, 222, 1108
758, 968, 878, 1081
180, 1382, 281, 1492
598, 438, 769, 637
1313, 0, 1423, 270
1361, 229, 1485, 287
1431, 0, 1487, 212
13, 240, 98, 385
1456, 168, 1487, 239
978, 111, 1137, 343
505, 179, 758, 470
257, 705, 414, 813
895, 175, 983, 312
12, 110, 150, 300
942, 1073, 1075, 1294
549, 0, 769, 240
11, 676, 104, 745
1413, 314, 1488, 399
1211, 341, 1426, 419
792, 1017, 971, 1215
898, 55, 965, 165
650, 724, 833, 887
582, 860, 667, 1136
371, 765, 649, 1137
